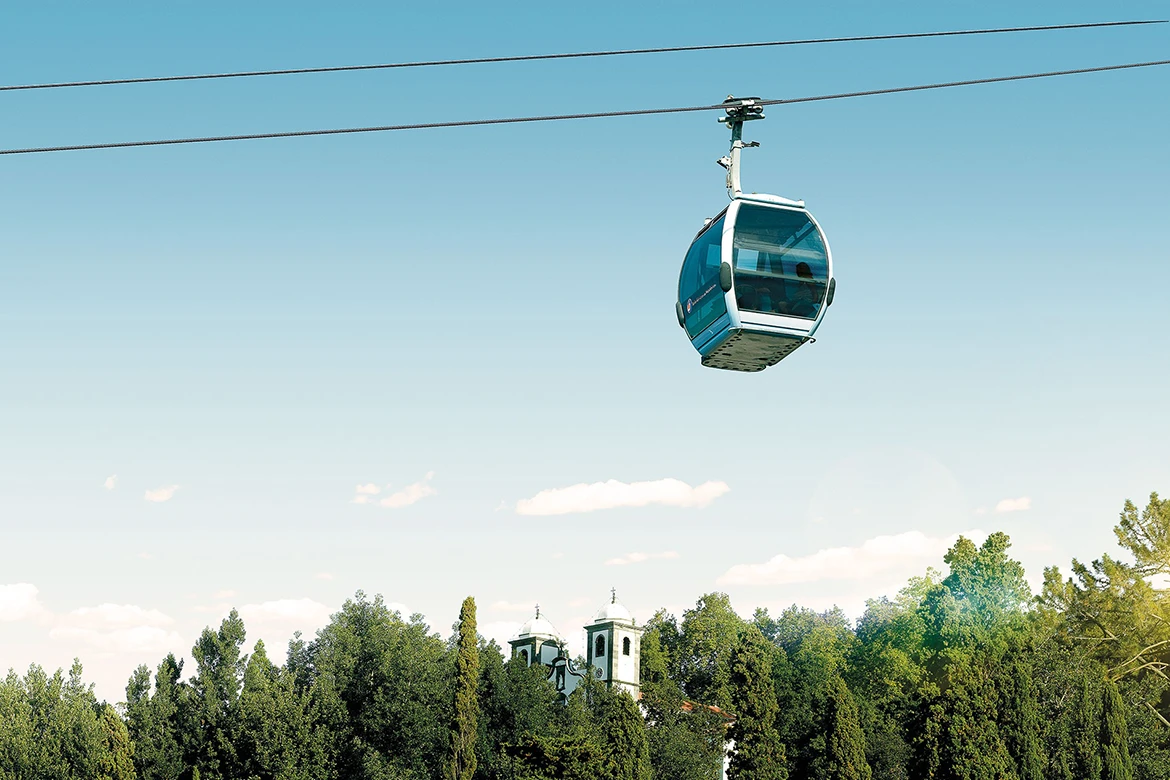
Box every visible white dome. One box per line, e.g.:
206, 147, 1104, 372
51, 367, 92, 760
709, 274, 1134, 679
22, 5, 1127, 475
593, 600, 633, 624
515, 614, 562, 641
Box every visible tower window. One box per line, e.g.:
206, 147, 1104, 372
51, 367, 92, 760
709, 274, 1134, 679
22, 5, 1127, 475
519, 649, 529, 664
595, 634, 606, 658
623, 637, 631, 656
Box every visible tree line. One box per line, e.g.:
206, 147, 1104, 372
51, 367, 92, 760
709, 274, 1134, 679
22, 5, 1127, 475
2, 492, 1168, 780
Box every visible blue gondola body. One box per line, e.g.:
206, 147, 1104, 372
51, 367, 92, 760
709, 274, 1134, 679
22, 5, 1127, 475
677, 193, 834, 372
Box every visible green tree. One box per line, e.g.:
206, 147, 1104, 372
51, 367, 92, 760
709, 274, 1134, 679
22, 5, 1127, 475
911, 656, 1018, 780
996, 649, 1044, 780
98, 704, 137, 780
1070, 671, 1104, 780
759, 606, 852, 780
476, 648, 561, 780
910, 534, 1033, 780
1041, 494, 1170, 687
639, 627, 725, 780
595, 689, 651, 780
448, 596, 479, 780
125, 655, 186, 780
235, 638, 334, 780
819, 676, 870, 780
676, 593, 744, 710
187, 609, 249, 779
1101, 678, 1133, 780
727, 626, 787, 780
0, 661, 110, 779
308, 591, 451, 778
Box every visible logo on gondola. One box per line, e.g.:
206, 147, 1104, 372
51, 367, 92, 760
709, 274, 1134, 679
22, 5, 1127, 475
686, 298, 693, 313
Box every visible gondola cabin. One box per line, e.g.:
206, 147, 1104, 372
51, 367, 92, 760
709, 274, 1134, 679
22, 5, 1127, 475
677, 193, 834, 372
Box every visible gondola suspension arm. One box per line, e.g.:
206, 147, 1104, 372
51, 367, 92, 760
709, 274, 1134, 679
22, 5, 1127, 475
716, 97, 764, 198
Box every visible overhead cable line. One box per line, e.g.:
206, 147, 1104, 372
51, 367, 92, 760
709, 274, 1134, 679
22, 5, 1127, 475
2, 58, 1168, 157
0, 20, 1164, 93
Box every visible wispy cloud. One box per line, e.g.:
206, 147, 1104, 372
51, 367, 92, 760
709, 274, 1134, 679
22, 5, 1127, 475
351, 484, 381, 503
351, 472, 437, 508
516, 478, 729, 516
605, 551, 680, 566
144, 485, 179, 503
380, 472, 437, 509
995, 496, 1031, 513
104, 475, 117, 490
718, 530, 983, 586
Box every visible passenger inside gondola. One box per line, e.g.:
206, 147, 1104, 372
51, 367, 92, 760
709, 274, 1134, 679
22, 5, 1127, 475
785, 262, 821, 318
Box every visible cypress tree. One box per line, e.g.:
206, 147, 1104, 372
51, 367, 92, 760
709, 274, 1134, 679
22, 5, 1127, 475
448, 596, 480, 780
997, 652, 1044, 780
822, 676, 871, 780
1070, 672, 1102, 780
727, 626, 787, 780
1100, 678, 1133, 780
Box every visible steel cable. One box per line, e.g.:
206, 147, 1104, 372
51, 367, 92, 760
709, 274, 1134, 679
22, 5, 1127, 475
2, 59, 1168, 156
0, 20, 1164, 93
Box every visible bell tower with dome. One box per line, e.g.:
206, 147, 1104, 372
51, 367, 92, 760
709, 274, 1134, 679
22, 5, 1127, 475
585, 589, 643, 697
508, 605, 565, 669
509, 606, 588, 701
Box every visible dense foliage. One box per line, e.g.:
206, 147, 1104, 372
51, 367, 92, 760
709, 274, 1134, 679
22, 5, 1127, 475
3, 493, 1170, 780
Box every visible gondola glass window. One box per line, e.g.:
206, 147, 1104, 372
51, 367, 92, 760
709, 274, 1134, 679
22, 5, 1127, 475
678, 215, 727, 338
732, 204, 828, 320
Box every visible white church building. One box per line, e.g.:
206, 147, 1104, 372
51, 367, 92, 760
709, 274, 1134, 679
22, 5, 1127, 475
508, 591, 644, 700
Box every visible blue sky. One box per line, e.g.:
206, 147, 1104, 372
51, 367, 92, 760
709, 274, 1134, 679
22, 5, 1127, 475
2, 1, 1168, 701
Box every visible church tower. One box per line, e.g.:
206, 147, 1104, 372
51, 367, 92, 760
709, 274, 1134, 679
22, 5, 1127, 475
584, 590, 643, 697
508, 606, 564, 668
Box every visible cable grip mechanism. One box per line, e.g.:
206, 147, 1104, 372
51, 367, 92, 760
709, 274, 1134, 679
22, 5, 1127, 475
716, 96, 764, 198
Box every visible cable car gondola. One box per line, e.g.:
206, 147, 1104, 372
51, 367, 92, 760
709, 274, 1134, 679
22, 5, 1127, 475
676, 97, 835, 372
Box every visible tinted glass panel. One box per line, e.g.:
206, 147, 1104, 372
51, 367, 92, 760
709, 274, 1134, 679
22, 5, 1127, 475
678, 216, 727, 338
732, 204, 828, 320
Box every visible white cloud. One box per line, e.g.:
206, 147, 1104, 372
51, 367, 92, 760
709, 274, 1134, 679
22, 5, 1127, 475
144, 485, 179, 503
137, 552, 154, 560
379, 472, 437, 509
61, 604, 174, 630
605, 551, 680, 566
355, 483, 381, 495
314, 572, 334, 581
213, 590, 236, 600
718, 530, 983, 586
0, 583, 48, 622
104, 475, 117, 490
996, 496, 1032, 513
516, 478, 729, 516
49, 603, 182, 656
